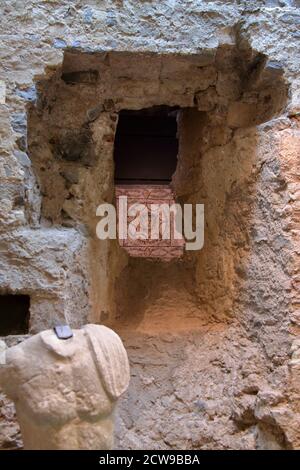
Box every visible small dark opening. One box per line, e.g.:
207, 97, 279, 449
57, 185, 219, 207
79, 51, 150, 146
114, 106, 179, 184
0, 295, 30, 335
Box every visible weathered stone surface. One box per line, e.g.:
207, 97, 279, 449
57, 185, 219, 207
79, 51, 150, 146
0, 325, 130, 450
0, 0, 299, 452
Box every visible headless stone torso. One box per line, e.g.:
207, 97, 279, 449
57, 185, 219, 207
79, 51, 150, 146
0, 325, 130, 450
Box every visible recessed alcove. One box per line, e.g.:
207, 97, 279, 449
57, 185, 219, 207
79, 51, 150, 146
114, 106, 179, 184
0, 295, 30, 335
114, 105, 184, 259
27, 47, 288, 329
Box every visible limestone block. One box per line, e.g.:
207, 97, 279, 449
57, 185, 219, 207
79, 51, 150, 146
0, 324, 130, 450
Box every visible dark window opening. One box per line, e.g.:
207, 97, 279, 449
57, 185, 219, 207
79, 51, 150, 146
114, 106, 179, 184
0, 295, 30, 335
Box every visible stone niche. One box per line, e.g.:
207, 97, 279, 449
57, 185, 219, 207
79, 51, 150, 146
0, 294, 30, 335
26, 45, 288, 330
5, 44, 297, 450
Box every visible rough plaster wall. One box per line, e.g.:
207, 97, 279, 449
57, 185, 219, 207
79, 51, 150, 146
0, 0, 299, 450
114, 116, 298, 449
116, 328, 286, 449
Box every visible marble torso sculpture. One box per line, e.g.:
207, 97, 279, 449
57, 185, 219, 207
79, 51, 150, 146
0, 324, 130, 449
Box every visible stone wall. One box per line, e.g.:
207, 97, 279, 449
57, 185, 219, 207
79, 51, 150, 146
0, 0, 299, 450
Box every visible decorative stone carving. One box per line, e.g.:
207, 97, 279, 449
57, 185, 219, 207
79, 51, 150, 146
116, 184, 185, 260
0, 324, 130, 450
